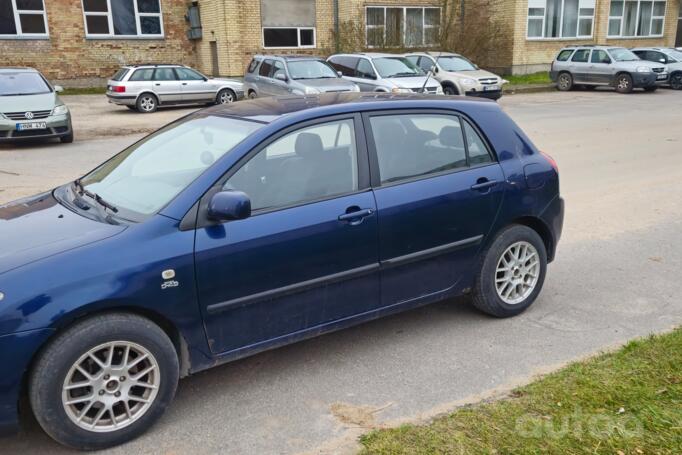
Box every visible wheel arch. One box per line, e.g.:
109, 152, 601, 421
506, 216, 555, 262
135, 91, 159, 105
441, 80, 460, 94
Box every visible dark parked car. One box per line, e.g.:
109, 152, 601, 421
0, 93, 563, 450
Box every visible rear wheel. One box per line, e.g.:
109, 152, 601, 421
615, 73, 634, 93
136, 94, 158, 113
556, 72, 573, 91
29, 313, 179, 450
472, 225, 547, 318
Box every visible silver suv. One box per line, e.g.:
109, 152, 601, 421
550, 45, 667, 93
327, 53, 443, 94
106, 64, 244, 113
0, 67, 73, 143
244, 55, 359, 98
632, 47, 682, 90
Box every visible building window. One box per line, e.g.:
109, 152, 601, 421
261, 0, 315, 48
262, 27, 315, 48
366, 6, 440, 47
0, 0, 49, 38
82, 0, 164, 38
526, 0, 595, 39
608, 1, 666, 37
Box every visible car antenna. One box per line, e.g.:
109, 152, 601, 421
419, 51, 444, 94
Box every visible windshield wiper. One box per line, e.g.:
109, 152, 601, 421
387, 72, 419, 78
74, 178, 119, 213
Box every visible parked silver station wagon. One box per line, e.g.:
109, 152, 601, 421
327, 53, 443, 94
106, 64, 245, 113
550, 45, 667, 93
243, 55, 359, 98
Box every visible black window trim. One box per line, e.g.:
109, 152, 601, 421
361, 108, 498, 189
192, 113, 372, 229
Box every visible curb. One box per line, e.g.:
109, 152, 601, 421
503, 84, 556, 95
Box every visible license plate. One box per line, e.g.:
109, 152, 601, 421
657, 74, 667, 80
484, 85, 499, 91
16, 122, 47, 131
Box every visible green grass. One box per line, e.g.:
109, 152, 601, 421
360, 329, 682, 455
505, 72, 553, 86
59, 87, 106, 96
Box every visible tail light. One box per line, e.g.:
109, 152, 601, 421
112, 86, 126, 93
541, 151, 558, 173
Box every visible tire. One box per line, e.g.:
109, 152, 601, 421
472, 225, 548, 318
643, 86, 658, 92
248, 90, 258, 100
556, 72, 573, 91
136, 93, 158, 113
670, 72, 682, 90
615, 73, 634, 94
59, 131, 74, 144
442, 84, 458, 96
29, 313, 179, 450
216, 88, 236, 104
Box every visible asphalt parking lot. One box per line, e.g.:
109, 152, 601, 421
1, 89, 681, 454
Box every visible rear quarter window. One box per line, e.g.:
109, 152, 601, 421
129, 69, 154, 81
247, 59, 260, 73
556, 49, 574, 62
111, 68, 129, 81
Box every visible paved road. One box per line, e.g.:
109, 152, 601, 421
1, 89, 681, 454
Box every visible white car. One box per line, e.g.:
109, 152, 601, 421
632, 47, 682, 90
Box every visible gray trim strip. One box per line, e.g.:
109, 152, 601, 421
206, 263, 380, 314
380, 235, 483, 268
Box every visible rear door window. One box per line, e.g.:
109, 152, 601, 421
129, 69, 155, 81
153, 68, 177, 81
571, 49, 591, 63
259, 59, 274, 77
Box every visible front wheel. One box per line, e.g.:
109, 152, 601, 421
442, 84, 458, 96
670, 73, 682, 90
615, 74, 634, 93
216, 88, 235, 104
29, 313, 179, 450
472, 225, 547, 318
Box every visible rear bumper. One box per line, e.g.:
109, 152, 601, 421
0, 328, 54, 435
106, 93, 137, 106
0, 114, 71, 142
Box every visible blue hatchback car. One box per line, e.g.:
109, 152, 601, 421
0, 93, 563, 449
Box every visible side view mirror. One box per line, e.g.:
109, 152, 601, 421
274, 72, 287, 82
431, 65, 438, 73
54, 85, 64, 93
659, 58, 667, 64
208, 190, 251, 221
337, 71, 343, 77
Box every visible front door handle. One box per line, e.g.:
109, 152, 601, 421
470, 179, 499, 192
338, 208, 374, 225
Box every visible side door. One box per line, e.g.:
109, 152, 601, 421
269, 60, 290, 95
364, 111, 505, 306
355, 58, 380, 91
568, 48, 592, 83
256, 59, 275, 96
176, 67, 214, 103
194, 115, 380, 355
588, 49, 613, 84
152, 67, 184, 104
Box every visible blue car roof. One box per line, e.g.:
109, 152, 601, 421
198, 92, 497, 124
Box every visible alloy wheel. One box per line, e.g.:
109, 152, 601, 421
140, 97, 156, 112
617, 77, 630, 91
671, 74, 682, 90
219, 90, 234, 104
558, 74, 571, 90
61, 341, 160, 433
495, 241, 540, 305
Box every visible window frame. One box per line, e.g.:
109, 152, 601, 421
365, 6, 441, 48
607, 0, 667, 38
0, 0, 49, 39
361, 109, 497, 189
81, 0, 164, 39
526, 0, 595, 40
261, 26, 316, 49
199, 113, 371, 224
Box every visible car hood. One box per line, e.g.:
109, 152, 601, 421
666, 62, 682, 70
210, 77, 244, 86
444, 69, 501, 81
387, 76, 441, 89
0, 192, 126, 276
295, 78, 358, 91
617, 60, 664, 70
0, 91, 59, 113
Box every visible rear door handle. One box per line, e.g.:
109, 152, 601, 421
470, 179, 499, 191
154, 83, 161, 86
338, 208, 374, 224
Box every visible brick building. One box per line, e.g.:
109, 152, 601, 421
2, 1, 681, 84
0, 0, 196, 86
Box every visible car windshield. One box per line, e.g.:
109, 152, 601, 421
0, 72, 52, 96
288, 60, 338, 79
436, 56, 477, 72
609, 48, 640, 62
373, 57, 424, 78
78, 115, 263, 219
